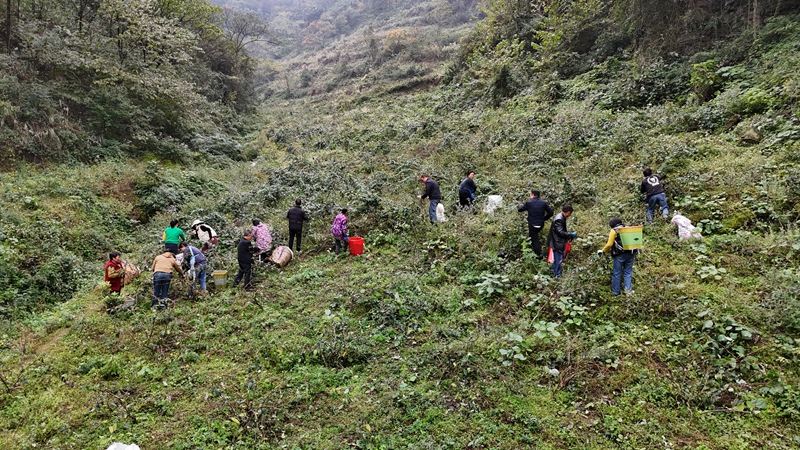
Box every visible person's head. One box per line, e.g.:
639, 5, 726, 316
163, 246, 172, 254
467, 170, 475, 179
562, 204, 573, 217
643, 167, 652, 177
179, 241, 188, 251
530, 189, 540, 198
244, 231, 253, 240
419, 174, 429, 182
609, 217, 623, 228
109, 251, 121, 262
169, 218, 179, 228
341, 208, 348, 215
295, 198, 302, 206
252, 219, 261, 226
191, 219, 203, 229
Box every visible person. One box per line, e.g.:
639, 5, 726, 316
546, 204, 577, 278
251, 219, 272, 260
104, 251, 124, 295
459, 171, 477, 210
152, 247, 184, 308
640, 167, 669, 224
597, 217, 636, 296
331, 209, 348, 255
417, 174, 442, 223
179, 242, 208, 295
163, 219, 186, 255
517, 189, 554, 258
287, 198, 310, 252
233, 231, 255, 290
190, 219, 218, 252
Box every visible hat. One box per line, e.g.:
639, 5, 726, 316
609, 217, 623, 228
191, 219, 203, 227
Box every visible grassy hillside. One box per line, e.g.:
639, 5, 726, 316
2, 4, 800, 450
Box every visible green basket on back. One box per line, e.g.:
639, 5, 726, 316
618, 226, 643, 250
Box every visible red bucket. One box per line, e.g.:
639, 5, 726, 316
348, 237, 364, 256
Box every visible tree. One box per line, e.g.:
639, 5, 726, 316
222, 7, 277, 57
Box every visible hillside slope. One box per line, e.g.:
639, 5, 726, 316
2, 4, 800, 450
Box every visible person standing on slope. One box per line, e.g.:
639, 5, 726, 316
163, 219, 186, 255
331, 208, 349, 256
517, 189, 554, 259
287, 198, 310, 253
417, 174, 442, 224
459, 171, 477, 210
640, 167, 669, 224
597, 217, 636, 296
546, 204, 577, 278
190, 219, 218, 253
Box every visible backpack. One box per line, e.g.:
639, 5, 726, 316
611, 228, 627, 257
331, 215, 347, 239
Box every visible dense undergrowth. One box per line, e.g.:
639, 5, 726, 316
2, 4, 800, 450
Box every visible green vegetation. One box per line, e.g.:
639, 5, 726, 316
2, 0, 800, 448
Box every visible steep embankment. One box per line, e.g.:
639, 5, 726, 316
2, 8, 800, 450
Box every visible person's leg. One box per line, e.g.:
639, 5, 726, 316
198, 264, 207, 291
296, 231, 302, 252
658, 193, 669, 219
646, 196, 658, 223
334, 238, 341, 255
459, 191, 470, 209
429, 199, 439, 223
529, 225, 543, 257
552, 251, 564, 278
242, 263, 252, 290
611, 255, 623, 295
623, 253, 635, 293
289, 230, 296, 250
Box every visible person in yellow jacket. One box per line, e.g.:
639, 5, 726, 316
152, 247, 184, 308
597, 217, 636, 296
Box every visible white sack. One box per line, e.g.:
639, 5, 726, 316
671, 214, 702, 241
106, 444, 141, 450
436, 203, 447, 223
483, 195, 503, 215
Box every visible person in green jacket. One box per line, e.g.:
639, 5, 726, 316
163, 219, 186, 255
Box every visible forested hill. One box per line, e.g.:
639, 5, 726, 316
3, 0, 800, 448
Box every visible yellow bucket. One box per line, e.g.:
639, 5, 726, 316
211, 270, 228, 286
618, 226, 643, 250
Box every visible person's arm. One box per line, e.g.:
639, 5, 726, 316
544, 204, 554, 221
600, 229, 616, 253
517, 203, 527, 213
180, 230, 186, 241
162, 231, 167, 241
152, 258, 158, 272
640, 180, 647, 194
421, 182, 431, 200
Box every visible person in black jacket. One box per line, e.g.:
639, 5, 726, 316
640, 167, 669, 223
459, 171, 477, 210
287, 198, 310, 252
233, 231, 255, 290
546, 204, 577, 278
517, 189, 554, 258
417, 174, 442, 224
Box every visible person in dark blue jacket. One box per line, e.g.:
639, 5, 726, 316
459, 171, 477, 210
547, 204, 577, 278
517, 189, 554, 258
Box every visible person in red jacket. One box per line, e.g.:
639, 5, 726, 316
104, 251, 124, 294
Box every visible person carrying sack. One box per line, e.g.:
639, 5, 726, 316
546, 204, 577, 278
597, 217, 636, 296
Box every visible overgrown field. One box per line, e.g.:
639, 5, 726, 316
3, 12, 800, 450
